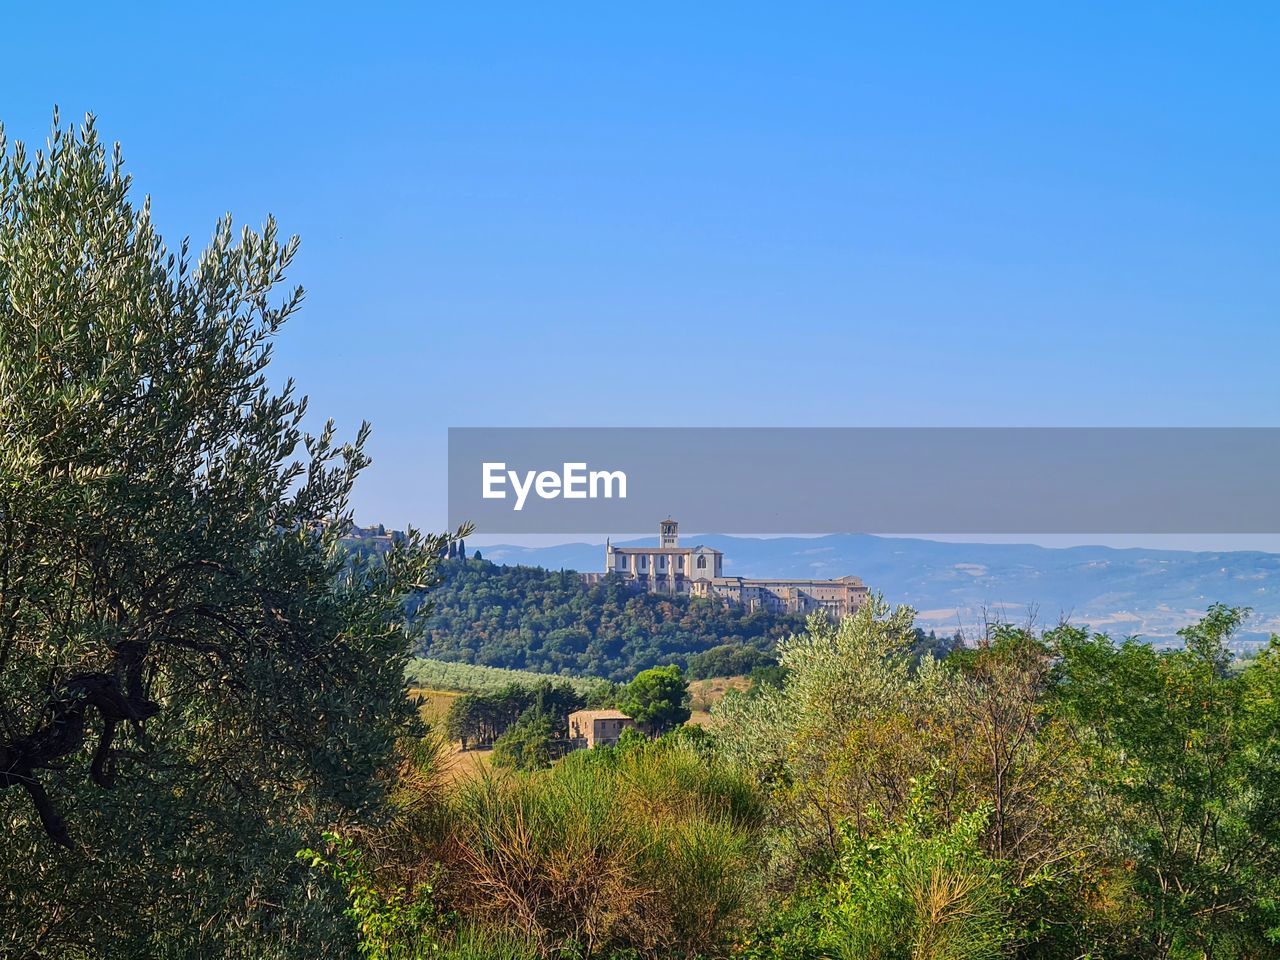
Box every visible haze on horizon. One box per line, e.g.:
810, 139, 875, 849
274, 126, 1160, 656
468, 533, 1280, 555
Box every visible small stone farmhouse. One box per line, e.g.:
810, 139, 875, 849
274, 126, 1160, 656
568, 709, 636, 749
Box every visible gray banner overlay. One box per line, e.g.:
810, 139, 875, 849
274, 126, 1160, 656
448, 428, 1280, 535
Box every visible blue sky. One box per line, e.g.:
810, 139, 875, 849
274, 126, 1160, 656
4, 3, 1278, 543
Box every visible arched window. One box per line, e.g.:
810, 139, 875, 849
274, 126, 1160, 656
697, 556, 707, 569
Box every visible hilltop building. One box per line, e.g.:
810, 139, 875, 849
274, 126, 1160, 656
337, 523, 400, 554
583, 519, 725, 591
583, 521, 869, 618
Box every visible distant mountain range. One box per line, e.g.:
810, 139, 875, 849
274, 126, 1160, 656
476, 535, 1280, 648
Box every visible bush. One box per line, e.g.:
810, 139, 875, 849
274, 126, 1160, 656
491, 710, 555, 771
828, 801, 1013, 960
736, 797, 1012, 960
446, 740, 765, 958
731, 895, 832, 960
299, 831, 446, 960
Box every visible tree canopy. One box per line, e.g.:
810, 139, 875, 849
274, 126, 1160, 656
619, 665, 691, 734
413, 555, 803, 681
0, 115, 445, 957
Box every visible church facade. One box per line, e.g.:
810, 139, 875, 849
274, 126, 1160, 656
582, 520, 869, 618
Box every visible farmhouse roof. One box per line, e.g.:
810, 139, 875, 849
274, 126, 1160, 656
569, 709, 633, 721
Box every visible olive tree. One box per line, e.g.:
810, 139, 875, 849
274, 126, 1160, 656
0, 115, 448, 957
712, 598, 935, 859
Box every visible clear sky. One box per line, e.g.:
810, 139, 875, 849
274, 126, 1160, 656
4, 3, 1278, 544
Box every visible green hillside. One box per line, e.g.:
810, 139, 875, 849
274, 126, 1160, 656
412, 556, 804, 681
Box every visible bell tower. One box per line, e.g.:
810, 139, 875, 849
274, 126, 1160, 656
659, 519, 679, 548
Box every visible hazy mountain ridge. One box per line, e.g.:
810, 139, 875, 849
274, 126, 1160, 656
477, 535, 1280, 646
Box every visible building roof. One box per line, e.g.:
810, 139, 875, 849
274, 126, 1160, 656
711, 576, 866, 588
569, 709, 633, 721
611, 545, 722, 555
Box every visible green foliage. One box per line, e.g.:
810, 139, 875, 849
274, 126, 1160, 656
437, 926, 538, 960
713, 598, 936, 859
687, 643, 778, 680
613, 725, 652, 752
827, 798, 1012, 960
747, 663, 788, 692
443, 679, 585, 749
0, 115, 446, 956
1052, 604, 1280, 956
406, 656, 603, 697
619, 664, 692, 734
413, 557, 805, 681
491, 710, 556, 771
739, 797, 1012, 960
716, 600, 1280, 959
731, 895, 832, 960
299, 831, 446, 960
715, 598, 1103, 955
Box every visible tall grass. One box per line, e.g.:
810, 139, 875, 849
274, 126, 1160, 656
314, 733, 765, 958
439, 925, 539, 960
445, 740, 766, 958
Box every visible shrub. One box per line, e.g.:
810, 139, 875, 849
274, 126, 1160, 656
491, 710, 556, 772
299, 831, 446, 960
731, 895, 832, 960
827, 800, 1013, 960
446, 740, 764, 958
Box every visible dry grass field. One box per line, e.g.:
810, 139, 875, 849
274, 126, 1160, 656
410, 687, 461, 725
409, 674, 754, 779
686, 675, 751, 725
409, 687, 494, 782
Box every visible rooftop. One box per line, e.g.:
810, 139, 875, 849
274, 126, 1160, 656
611, 545, 722, 555
569, 709, 633, 721
713, 575, 866, 586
